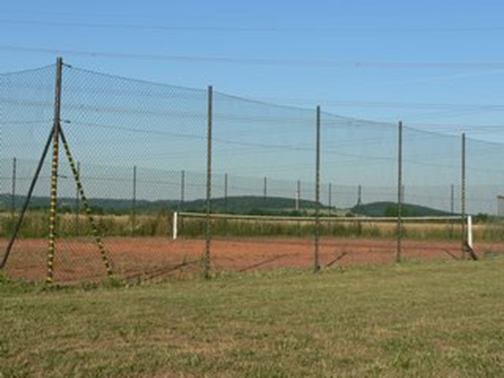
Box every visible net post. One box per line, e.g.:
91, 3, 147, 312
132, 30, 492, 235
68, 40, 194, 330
173, 212, 178, 240
498, 195, 504, 218
467, 215, 473, 249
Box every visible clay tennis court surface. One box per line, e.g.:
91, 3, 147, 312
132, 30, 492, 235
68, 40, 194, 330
2, 237, 502, 283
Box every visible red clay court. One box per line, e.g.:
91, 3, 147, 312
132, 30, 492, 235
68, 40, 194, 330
2, 237, 502, 283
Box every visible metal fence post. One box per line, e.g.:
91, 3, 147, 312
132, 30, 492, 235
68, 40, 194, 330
132, 165, 137, 236
396, 121, 403, 263
328, 182, 332, 214
204, 85, 213, 278
263, 176, 267, 206
179, 169, 185, 212
46, 57, 64, 286
75, 161, 80, 236
314, 105, 321, 272
461, 133, 466, 257
327, 183, 332, 214
11, 157, 16, 217
1, 127, 56, 270
224, 173, 229, 235
224, 173, 228, 212
450, 184, 455, 214
296, 180, 301, 211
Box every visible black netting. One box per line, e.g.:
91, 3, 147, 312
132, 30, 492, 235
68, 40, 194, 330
1, 61, 503, 283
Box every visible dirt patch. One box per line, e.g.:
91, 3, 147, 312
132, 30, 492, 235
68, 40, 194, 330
1, 237, 502, 283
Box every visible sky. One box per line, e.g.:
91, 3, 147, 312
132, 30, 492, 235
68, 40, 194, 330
2, 0, 504, 142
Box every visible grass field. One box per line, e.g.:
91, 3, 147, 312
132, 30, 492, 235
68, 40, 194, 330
5, 210, 504, 241
1, 258, 504, 377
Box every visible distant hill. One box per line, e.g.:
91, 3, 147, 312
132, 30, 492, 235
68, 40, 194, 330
0, 194, 322, 215
0, 194, 179, 214
0, 193, 454, 217
182, 196, 321, 214
352, 201, 453, 217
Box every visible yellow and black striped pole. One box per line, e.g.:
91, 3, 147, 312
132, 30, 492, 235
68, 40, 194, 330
46, 126, 59, 286
60, 129, 114, 278
46, 58, 63, 287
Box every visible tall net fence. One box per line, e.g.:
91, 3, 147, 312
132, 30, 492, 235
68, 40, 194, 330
1, 59, 503, 283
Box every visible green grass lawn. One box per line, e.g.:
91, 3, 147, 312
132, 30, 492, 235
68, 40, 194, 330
1, 258, 504, 377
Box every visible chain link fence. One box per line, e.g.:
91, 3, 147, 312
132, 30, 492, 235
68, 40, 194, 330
1, 59, 504, 283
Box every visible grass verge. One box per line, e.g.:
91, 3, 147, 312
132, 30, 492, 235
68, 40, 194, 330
1, 258, 504, 377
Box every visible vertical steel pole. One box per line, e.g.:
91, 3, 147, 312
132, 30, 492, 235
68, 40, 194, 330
204, 85, 213, 278
328, 182, 333, 236
314, 106, 321, 272
450, 184, 455, 214
263, 176, 267, 206
224, 173, 228, 213
180, 169, 185, 212
11, 157, 16, 217
224, 173, 228, 236
296, 180, 301, 211
46, 57, 63, 286
461, 133, 466, 257
328, 182, 332, 213
396, 121, 403, 263
75, 161, 80, 236
132, 165, 137, 236
450, 183, 455, 238
1, 129, 55, 269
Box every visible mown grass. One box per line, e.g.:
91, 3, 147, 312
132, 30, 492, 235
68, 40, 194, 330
1, 257, 504, 377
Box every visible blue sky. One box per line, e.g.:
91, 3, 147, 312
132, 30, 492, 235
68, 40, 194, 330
2, 0, 504, 214
2, 0, 504, 141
